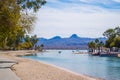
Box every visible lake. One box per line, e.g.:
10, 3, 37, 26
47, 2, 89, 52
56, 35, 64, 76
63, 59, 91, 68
23, 50, 120, 80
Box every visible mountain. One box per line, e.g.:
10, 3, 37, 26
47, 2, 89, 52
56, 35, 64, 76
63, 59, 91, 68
50, 36, 61, 39
70, 34, 79, 38
37, 34, 106, 49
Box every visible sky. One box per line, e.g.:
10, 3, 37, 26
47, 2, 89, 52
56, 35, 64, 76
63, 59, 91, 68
30, 0, 120, 38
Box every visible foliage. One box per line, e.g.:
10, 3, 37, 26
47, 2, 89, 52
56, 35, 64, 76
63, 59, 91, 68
88, 39, 104, 52
0, 0, 20, 49
88, 41, 96, 49
19, 13, 36, 33
112, 36, 120, 48
34, 44, 44, 51
103, 26, 120, 48
17, 0, 46, 12
30, 35, 38, 46
0, 0, 46, 50
103, 29, 116, 38
14, 35, 39, 50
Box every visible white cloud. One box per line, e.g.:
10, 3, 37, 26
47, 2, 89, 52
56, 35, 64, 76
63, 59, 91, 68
113, 0, 120, 2
30, 0, 120, 38
79, 0, 95, 3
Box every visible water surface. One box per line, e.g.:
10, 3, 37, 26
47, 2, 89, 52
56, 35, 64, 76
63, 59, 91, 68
23, 50, 120, 80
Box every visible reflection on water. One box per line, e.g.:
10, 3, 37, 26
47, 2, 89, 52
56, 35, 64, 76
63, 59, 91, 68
23, 50, 120, 80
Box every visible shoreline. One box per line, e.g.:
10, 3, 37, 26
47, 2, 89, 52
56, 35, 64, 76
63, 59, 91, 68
0, 50, 102, 80
37, 60, 102, 80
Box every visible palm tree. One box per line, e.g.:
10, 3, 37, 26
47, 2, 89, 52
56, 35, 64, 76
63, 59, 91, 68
30, 35, 38, 49
88, 41, 96, 52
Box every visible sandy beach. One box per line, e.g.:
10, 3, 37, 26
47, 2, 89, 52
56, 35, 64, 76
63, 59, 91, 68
0, 50, 101, 80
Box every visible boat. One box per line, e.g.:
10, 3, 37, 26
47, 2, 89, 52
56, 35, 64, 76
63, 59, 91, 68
58, 51, 62, 54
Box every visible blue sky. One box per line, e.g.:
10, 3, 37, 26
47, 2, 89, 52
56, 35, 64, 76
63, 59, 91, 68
31, 0, 120, 38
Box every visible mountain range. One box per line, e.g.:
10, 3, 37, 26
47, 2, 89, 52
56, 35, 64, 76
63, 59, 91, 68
37, 34, 106, 49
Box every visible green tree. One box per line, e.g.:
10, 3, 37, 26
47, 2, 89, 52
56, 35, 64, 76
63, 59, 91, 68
0, 0, 46, 50
112, 36, 120, 48
105, 38, 114, 48
103, 28, 116, 38
103, 26, 120, 48
88, 41, 96, 52
114, 26, 120, 36
99, 41, 104, 47
95, 39, 99, 49
17, 0, 46, 12
23, 35, 32, 49
95, 39, 99, 44
88, 39, 104, 53
0, 0, 20, 50
30, 35, 39, 49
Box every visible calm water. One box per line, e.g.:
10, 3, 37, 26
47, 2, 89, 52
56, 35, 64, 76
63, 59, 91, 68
23, 50, 120, 80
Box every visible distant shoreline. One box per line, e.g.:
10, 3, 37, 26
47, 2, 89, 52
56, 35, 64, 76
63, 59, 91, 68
43, 49, 88, 50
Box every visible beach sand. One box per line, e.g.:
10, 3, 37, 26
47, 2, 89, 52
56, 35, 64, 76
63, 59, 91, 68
0, 50, 101, 80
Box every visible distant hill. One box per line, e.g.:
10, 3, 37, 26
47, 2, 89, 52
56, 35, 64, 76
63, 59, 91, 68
37, 34, 106, 49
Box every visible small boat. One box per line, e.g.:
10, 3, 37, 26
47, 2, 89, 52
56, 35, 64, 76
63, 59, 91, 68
58, 51, 62, 54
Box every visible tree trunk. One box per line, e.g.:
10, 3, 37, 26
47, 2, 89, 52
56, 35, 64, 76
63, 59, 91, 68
2, 37, 8, 50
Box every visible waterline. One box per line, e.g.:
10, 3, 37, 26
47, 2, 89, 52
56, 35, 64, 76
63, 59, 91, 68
23, 50, 120, 80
